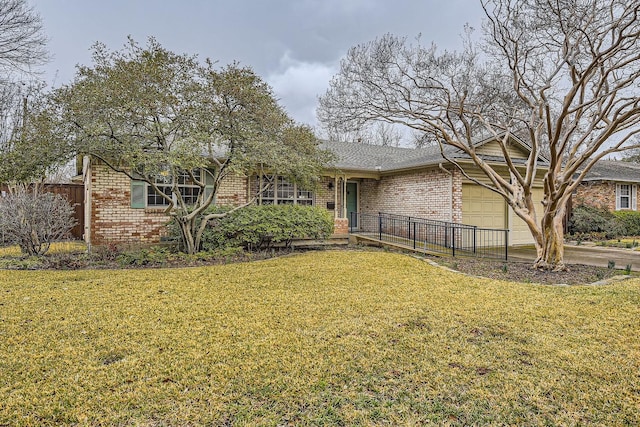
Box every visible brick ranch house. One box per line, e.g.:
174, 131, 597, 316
574, 160, 640, 212
81, 134, 549, 248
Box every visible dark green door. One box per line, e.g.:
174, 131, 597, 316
346, 182, 358, 228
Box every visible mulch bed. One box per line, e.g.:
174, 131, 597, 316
429, 255, 621, 285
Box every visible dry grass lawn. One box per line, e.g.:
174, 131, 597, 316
1, 251, 639, 425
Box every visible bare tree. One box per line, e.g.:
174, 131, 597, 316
0, 0, 52, 185
320, 120, 403, 146
318, 0, 640, 270
0, 0, 48, 73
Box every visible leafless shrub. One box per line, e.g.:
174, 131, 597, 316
0, 189, 77, 255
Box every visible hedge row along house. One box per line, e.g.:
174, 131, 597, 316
81, 133, 555, 248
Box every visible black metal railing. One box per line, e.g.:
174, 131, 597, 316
349, 212, 509, 260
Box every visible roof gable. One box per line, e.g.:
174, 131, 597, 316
472, 135, 531, 160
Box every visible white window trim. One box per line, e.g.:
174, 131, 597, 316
616, 183, 637, 211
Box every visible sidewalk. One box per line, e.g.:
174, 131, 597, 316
509, 244, 640, 271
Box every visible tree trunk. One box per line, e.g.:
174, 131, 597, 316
177, 217, 197, 255
533, 205, 567, 271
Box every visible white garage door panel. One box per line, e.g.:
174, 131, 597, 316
462, 184, 506, 229
509, 188, 544, 246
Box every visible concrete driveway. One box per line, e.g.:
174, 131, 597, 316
509, 244, 640, 271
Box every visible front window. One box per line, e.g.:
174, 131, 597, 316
147, 169, 202, 207
254, 175, 314, 206
616, 183, 636, 210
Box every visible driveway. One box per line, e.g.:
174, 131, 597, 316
509, 244, 640, 271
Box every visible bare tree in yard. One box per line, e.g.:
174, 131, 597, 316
0, 0, 47, 73
52, 38, 331, 254
318, 0, 640, 270
321, 120, 403, 146
0, 0, 48, 162
0, 0, 56, 186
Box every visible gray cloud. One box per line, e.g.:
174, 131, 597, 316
32, 0, 484, 127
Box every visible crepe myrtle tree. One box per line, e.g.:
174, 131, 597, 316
52, 38, 332, 254
318, 0, 640, 271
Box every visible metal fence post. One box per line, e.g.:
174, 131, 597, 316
378, 212, 382, 241
452, 226, 456, 257
413, 222, 416, 250
444, 225, 449, 249
504, 229, 509, 261
473, 226, 477, 254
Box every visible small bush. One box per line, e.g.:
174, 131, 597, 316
117, 247, 171, 267
612, 210, 640, 236
568, 205, 628, 239
569, 205, 612, 235
190, 205, 335, 251
0, 190, 77, 255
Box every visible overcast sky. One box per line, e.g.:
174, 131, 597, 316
31, 0, 484, 129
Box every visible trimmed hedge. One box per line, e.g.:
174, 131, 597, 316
172, 205, 335, 252
612, 210, 640, 236
569, 205, 640, 238
569, 205, 613, 235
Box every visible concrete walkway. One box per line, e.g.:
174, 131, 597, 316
509, 244, 640, 271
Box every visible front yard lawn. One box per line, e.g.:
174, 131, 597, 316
1, 251, 639, 425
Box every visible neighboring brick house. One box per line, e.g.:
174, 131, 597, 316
574, 160, 640, 212
82, 133, 548, 247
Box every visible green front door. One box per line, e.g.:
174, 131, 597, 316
346, 182, 358, 228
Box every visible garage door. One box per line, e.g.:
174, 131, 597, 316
462, 184, 506, 229
509, 188, 544, 246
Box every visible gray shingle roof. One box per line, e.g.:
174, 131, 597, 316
319, 133, 539, 172
319, 140, 455, 172
582, 160, 640, 183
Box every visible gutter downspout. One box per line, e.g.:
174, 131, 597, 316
439, 163, 454, 223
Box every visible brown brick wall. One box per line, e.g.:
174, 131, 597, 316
89, 163, 249, 246
216, 174, 249, 205
315, 177, 345, 218
452, 168, 463, 223
359, 167, 459, 222
574, 181, 616, 211
333, 218, 348, 234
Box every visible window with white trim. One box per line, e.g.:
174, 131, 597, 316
254, 175, 313, 206
131, 169, 213, 209
616, 183, 637, 210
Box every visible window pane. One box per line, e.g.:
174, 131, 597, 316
148, 185, 171, 207
621, 197, 630, 209
297, 188, 313, 202
277, 176, 295, 200
180, 186, 201, 205
257, 175, 275, 200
